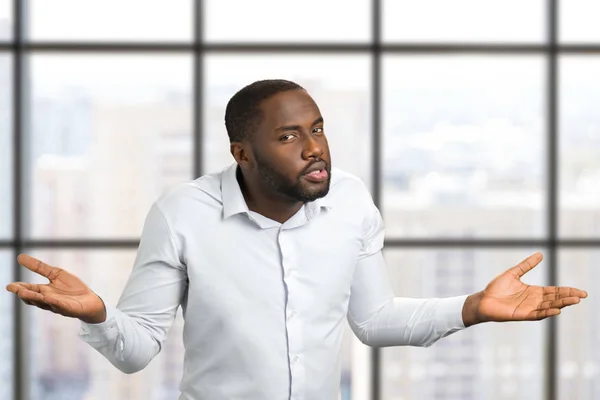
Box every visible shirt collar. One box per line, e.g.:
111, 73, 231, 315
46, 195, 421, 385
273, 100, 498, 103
221, 163, 250, 219
220, 163, 333, 221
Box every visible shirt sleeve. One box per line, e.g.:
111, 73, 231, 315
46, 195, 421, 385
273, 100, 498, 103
78, 201, 188, 374
357, 186, 385, 260
347, 251, 467, 347
348, 187, 467, 347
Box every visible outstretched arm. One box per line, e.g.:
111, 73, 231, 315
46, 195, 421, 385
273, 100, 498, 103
347, 251, 587, 348
6, 201, 188, 374
78, 202, 188, 373
347, 184, 467, 347
347, 250, 467, 348
347, 180, 587, 347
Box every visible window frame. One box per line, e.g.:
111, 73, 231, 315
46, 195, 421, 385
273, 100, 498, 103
2, 1, 596, 400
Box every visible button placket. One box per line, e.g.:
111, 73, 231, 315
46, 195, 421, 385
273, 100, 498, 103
278, 229, 304, 399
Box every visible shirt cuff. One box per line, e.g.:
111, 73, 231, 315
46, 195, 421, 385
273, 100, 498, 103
79, 305, 119, 340
435, 295, 468, 331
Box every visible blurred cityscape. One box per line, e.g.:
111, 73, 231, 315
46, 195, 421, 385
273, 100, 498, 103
0, 5, 600, 400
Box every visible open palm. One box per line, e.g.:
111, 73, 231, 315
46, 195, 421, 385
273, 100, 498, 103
476, 252, 587, 322
5, 254, 106, 323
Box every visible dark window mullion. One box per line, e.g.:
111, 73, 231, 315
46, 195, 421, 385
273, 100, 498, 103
547, 1, 559, 400
10, 238, 600, 250
384, 239, 600, 248
1, 42, 600, 54
371, 1, 382, 399
194, 0, 203, 178
3, 43, 600, 53
12, 0, 23, 398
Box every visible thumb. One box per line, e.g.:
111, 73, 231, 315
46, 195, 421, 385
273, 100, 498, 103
506, 252, 543, 279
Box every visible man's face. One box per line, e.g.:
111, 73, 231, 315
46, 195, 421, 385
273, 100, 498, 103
250, 89, 332, 203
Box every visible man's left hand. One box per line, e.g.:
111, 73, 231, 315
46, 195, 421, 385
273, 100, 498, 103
462, 252, 588, 327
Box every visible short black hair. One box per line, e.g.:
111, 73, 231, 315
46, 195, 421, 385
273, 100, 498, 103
224, 79, 305, 143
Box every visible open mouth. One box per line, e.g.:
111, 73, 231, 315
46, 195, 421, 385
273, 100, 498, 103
302, 168, 328, 183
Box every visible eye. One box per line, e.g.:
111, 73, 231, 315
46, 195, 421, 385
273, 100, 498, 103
313, 127, 324, 134
280, 134, 296, 142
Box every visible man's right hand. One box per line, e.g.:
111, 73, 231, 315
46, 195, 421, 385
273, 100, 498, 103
5, 254, 107, 324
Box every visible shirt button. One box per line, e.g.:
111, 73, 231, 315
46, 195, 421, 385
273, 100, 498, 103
292, 355, 299, 363
288, 311, 296, 319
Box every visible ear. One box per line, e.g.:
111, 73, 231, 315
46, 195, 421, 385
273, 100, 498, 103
230, 142, 253, 169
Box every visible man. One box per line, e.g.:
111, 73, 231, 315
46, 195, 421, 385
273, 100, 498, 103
6, 79, 587, 400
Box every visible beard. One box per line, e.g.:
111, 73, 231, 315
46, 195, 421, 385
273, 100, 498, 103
254, 152, 331, 203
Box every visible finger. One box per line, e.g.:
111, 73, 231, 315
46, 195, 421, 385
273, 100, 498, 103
6, 282, 29, 293
6, 282, 43, 294
543, 287, 588, 300
16, 254, 62, 281
15, 289, 59, 312
6, 282, 22, 293
566, 287, 588, 298
531, 308, 561, 320
538, 297, 581, 310
16, 288, 46, 303
507, 252, 543, 279
18, 296, 54, 312
28, 299, 53, 311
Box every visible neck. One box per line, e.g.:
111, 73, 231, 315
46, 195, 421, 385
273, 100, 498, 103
237, 168, 303, 224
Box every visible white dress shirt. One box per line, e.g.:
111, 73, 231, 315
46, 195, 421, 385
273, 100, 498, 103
79, 163, 468, 400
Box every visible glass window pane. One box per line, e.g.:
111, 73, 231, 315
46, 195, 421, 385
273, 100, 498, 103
204, 0, 371, 43
27, 0, 193, 42
0, 53, 11, 239
559, 57, 600, 238
24, 249, 185, 400
27, 55, 193, 239
381, 249, 547, 400
383, 0, 545, 43
203, 54, 372, 190
0, 251, 14, 400
341, 322, 372, 400
558, 250, 599, 399
560, 0, 600, 43
382, 55, 545, 239
0, 0, 11, 40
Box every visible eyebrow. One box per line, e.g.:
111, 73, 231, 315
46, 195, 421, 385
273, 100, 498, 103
273, 116, 324, 133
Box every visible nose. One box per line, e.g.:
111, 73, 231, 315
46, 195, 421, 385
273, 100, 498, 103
301, 135, 324, 160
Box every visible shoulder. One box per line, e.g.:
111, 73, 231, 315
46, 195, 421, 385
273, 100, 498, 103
152, 169, 225, 221
326, 167, 375, 208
